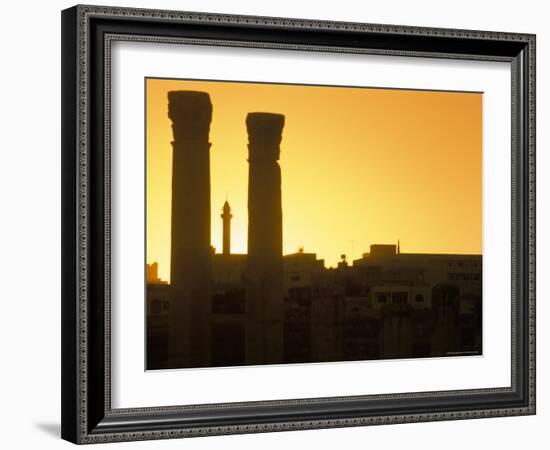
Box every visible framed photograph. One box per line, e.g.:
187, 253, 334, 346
61, 4, 536, 444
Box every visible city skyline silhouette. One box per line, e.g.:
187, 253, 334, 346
146, 78, 482, 283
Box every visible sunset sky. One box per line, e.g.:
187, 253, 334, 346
146, 78, 482, 282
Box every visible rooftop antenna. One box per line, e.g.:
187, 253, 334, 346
397, 239, 400, 255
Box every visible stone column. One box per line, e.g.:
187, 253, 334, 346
168, 91, 212, 367
245, 112, 285, 364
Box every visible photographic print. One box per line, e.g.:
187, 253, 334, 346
61, 8, 536, 442
145, 78, 482, 370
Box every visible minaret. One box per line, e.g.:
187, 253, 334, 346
168, 90, 212, 367
221, 200, 232, 256
245, 112, 285, 365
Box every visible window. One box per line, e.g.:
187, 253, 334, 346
415, 294, 424, 303
392, 292, 407, 304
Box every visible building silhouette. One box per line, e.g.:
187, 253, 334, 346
146, 262, 166, 285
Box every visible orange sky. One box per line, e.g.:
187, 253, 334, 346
146, 78, 482, 282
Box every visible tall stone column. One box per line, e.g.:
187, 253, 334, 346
245, 112, 285, 365
168, 91, 212, 367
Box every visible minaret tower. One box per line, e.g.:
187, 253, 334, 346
221, 200, 232, 256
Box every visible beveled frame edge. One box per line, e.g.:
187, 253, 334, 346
61, 4, 536, 444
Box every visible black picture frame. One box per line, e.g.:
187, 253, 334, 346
61, 4, 536, 444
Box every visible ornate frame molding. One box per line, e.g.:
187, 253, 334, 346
61, 4, 536, 444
